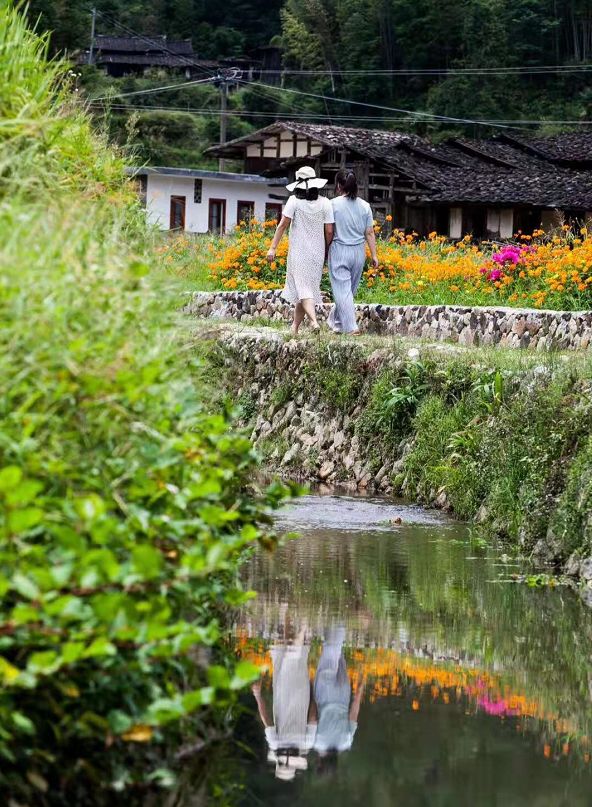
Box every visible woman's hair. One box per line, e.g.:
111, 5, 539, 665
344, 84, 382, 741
335, 169, 358, 200
294, 186, 319, 201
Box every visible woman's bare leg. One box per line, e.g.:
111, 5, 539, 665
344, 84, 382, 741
292, 302, 305, 335
300, 298, 319, 329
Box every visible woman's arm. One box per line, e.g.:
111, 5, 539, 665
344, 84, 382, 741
349, 678, 365, 723
307, 683, 318, 724
266, 215, 291, 262
324, 222, 334, 261
365, 226, 379, 269
251, 682, 273, 727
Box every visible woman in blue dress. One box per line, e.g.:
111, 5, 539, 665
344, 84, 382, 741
328, 170, 379, 335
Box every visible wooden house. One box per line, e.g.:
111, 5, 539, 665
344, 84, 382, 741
79, 35, 218, 77
207, 122, 592, 238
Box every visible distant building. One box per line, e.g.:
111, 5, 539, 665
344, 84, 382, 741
131, 166, 287, 233
207, 122, 592, 238
79, 35, 218, 77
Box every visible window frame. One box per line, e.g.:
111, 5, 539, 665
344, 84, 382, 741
236, 199, 255, 226
265, 202, 282, 224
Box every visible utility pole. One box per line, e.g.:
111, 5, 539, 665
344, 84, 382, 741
214, 68, 241, 173
219, 79, 228, 172
88, 7, 96, 65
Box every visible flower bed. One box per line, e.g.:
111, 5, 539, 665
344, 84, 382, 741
193, 220, 592, 311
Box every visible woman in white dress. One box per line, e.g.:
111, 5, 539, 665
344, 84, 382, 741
266, 166, 335, 335
251, 618, 317, 781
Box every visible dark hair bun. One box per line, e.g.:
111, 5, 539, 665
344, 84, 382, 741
335, 169, 358, 200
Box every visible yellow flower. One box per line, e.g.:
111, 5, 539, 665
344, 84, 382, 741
122, 725, 153, 743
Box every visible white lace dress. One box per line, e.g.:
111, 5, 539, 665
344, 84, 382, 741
281, 195, 334, 305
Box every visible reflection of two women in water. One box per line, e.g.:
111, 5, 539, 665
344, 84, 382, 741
251, 621, 365, 781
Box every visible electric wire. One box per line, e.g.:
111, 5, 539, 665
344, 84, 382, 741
88, 102, 592, 127
91, 76, 215, 101
237, 78, 513, 129
258, 65, 592, 76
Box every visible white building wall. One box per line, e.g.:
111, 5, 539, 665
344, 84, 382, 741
145, 173, 286, 234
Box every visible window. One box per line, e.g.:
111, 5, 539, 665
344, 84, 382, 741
265, 202, 282, 224
208, 198, 226, 234
237, 200, 255, 226
169, 195, 186, 230
194, 179, 202, 204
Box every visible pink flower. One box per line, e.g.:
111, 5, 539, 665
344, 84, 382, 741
492, 245, 523, 266
477, 696, 519, 717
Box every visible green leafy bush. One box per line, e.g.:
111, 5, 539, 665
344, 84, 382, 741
0, 4, 288, 801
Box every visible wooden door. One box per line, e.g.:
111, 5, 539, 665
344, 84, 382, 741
208, 198, 226, 233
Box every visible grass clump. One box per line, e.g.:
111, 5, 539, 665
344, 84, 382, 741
301, 343, 364, 413
0, 5, 289, 802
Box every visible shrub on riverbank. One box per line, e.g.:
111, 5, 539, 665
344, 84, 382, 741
193, 220, 592, 310
0, 5, 287, 802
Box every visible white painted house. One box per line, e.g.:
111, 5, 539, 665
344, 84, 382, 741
132, 167, 287, 234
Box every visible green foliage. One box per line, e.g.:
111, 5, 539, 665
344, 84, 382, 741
302, 344, 364, 412
548, 434, 592, 557
29, 0, 592, 154
0, 5, 289, 801
401, 364, 592, 547
28, 0, 283, 57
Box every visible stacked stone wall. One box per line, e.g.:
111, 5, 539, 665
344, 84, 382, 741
185, 290, 592, 350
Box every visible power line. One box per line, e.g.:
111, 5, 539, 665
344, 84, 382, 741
238, 80, 314, 115
238, 79, 512, 129
258, 65, 592, 76
89, 103, 429, 122
90, 76, 215, 102
89, 102, 592, 127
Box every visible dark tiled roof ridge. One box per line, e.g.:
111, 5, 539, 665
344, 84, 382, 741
94, 35, 194, 55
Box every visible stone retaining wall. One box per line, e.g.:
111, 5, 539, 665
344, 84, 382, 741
185, 290, 592, 350
211, 325, 592, 589
215, 327, 395, 494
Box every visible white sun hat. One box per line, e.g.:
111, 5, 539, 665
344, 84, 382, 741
286, 165, 328, 192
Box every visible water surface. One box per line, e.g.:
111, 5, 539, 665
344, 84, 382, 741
230, 494, 592, 806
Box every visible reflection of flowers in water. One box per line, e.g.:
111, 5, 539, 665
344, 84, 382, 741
235, 632, 592, 762
476, 695, 519, 717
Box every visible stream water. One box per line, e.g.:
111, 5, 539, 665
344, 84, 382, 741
228, 493, 592, 806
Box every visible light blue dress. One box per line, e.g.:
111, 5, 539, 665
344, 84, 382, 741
313, 626, 358, 753
328, 196, 373, 333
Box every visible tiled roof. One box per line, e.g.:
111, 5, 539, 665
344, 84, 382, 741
208, 122, 592, 208
94, 35, 194, 55
94, 53, 216, 69
502, 132, 592, 165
